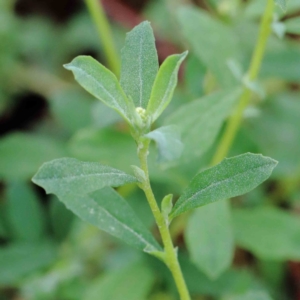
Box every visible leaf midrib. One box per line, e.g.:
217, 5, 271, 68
70, 65, 124, 114
172, 161, 271, 215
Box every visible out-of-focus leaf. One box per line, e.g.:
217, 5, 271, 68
0, 241, 57, 285
6, 181, 45, 241
165, 89, 241, 162
69, 128, 138, 173
64, 56, 134, 123
170, 153, 277, 218
262, 45, 300, 82
85, 260, 155, 300
50, 196, 74, 241
147, 52, 188, 122
32, 157, 137, 196
145, 125, 183, 163
92, 101, 122, 128
228, 291, 273, 300
179, 255, 257, 297
246, 93, 300, 178
284, 17, 300, 34
50, 89, 93, 134
0, 133, 66, 180
186, 201, 234, 279
177, 6, 239, 88
120, 21, 158, 108
184, 54, 206, 98
233, 207, 300, 260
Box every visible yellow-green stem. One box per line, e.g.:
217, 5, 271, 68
85, 0, 120, 76
211, 0, 274, 165
138, 140, 191, 300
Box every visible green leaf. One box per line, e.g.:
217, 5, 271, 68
84, 260, 155, 300
229, 291, 273, 300
0, 133, 66, 180
170, 153, 277, 219
146, 51, 188, 122
49, 196, 74, 241
186, 201, 234, 279
233, 207, 300, 260
145, 125, 183, 163
165, 89, 241, 162
6, 182, 46, 241
32, 157, 137, 196
120, 21, 159, 108
285, 16, 300, 34
161, 194, 173, 221
275, 0, 287, 11
177, 6, 239, 88
0, 241, 57, 285
50, 88, 92, 134
53, 187, 161, 252
64, 56, 133, 123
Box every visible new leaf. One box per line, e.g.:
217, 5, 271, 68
120, 21, 158, 108
147, 52, 188, 122
170, 153, 277, 219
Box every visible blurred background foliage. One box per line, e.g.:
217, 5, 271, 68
0, 0, 300, 299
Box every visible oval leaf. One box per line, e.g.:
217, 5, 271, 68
147, 51, 188, 122
64, 56, 133, 123
32, 157, 137, 196
56, 187, 161, 252
120, 21, 159, 108
170, 153, 277, 219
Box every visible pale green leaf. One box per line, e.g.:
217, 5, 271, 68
0, 241, 57, 285
64, 56, 133, 123
177, 6, 239, 88
275, 0, 287, 11
165, 89, 241, 162
32, 157, 137, 196
186, 201, 234, 279
53, 187, 161, 251
120, 21, 158, 108
233, 207, 300, 260
131, 165, 147, 183
145, 125, 183, 163
85, 260, 155, 300
170, 153, 277, 218
6, 182, 45, 241
147, 51, 188, 122
0, 133, 66, 180
285, 16, 300, 34
161, 194, 173, 221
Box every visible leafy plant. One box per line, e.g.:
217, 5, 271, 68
32, 21, 277, 299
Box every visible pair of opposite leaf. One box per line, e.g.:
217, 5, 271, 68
64, 21, 187, 135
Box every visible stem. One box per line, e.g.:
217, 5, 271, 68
138, 139, 191, 300
211, 0, 274, 165
85, 0, 120, 76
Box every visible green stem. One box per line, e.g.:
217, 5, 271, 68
211, 0, 274, 165
138, 139, 191, 300
85, 0, 120, 76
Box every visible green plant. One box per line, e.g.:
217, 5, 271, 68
32, 20, 278, 300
